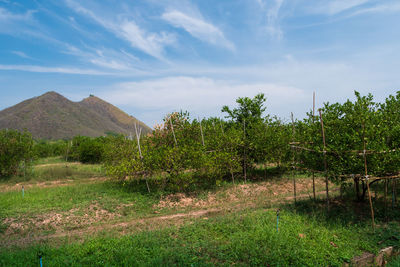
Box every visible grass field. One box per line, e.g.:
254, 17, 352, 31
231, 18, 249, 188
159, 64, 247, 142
0, 158, 399, 266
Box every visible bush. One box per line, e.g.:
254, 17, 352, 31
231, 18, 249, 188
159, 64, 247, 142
0, 129, 33, 178
68, 136, 108, 164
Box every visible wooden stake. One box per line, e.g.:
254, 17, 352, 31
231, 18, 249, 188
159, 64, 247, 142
312, 91, 316, 201
312, 171, 316, 201
291, 112, 297, 203
362, 122, 375, 230
170, 117, 177, 146
319, 109, 329, 209
243, 119, 247, 183
393, 179, 396, 209
199, 118, 205, 147
384, 178, 388, 221
219, 119, 234, 184
135, 123, 150, 193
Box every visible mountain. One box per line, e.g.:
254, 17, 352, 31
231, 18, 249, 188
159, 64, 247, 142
0, 91, 151, 140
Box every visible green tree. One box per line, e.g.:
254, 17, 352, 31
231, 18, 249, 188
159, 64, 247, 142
0, 129, 33, 178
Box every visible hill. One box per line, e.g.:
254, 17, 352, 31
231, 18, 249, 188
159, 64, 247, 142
0, 91, 151, 139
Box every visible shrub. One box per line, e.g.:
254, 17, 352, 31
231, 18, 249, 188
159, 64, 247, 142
0, 129, 33, 178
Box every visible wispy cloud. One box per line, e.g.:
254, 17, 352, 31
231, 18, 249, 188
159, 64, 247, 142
120, 21, 175, 60
348, 2, 400, 17
0, 7, 34, 22
257, 0, 284, 40
64, 0, 175, 60
311, 0, 370, 15
161, 10, 235, 51
62, 44, 152, 76
0, 64, 112, 75
0, 7, 36, 35
11, 51, 33, 59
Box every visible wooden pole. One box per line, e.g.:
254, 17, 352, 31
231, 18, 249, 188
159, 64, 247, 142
199, 118, 205, 147
319, 109, 329, 209
291, 112, 297, 203
393, 179, 396, 209
170, 117, 177, 146
219, 119, 234, 184
312, 172, 316, 201
312, 92, 316, 201
243, 119, 247, 183
135, 123, 150, 193
384, 178, 388, 221
362, 122, 375, 230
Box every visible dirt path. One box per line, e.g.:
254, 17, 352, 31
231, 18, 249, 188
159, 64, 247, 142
0, 177, 109, 192
35, 162, 82, 168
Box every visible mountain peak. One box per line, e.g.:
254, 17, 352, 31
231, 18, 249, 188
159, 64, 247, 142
0, 92, 151, 139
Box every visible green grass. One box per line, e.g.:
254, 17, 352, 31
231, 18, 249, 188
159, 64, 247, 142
33, 156, 66, 165
2, 158, 103, 184
1, 158, 399, 266
388, 255, 400, 267
0, 180, 159, 219
0, 207, 395, 266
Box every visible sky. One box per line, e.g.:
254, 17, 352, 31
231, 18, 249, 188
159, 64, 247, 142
1, 0, 400, 127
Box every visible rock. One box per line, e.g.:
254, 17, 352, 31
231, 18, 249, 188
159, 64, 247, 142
376, 246, 393, 266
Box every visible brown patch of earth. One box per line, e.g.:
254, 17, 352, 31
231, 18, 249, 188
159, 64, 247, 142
0, 177, 109, 192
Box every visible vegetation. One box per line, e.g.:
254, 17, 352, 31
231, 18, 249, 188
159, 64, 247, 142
0, 129, 33, 178
1, 91, 400, 265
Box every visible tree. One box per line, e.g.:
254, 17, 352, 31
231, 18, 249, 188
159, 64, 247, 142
0, 129, 33, 178
221, 93, 266, 125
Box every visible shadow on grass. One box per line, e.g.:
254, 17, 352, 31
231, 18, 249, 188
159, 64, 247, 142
278, 194, 400, 249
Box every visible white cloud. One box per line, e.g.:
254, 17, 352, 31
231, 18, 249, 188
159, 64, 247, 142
99, 76, 305, 126
120, 21, 175, 60
311, 0, 370, 15
11, 51, 33, 59
0, 7, 36, 35
64, 0, 175, 60
162, 10, 235, 51
257, 0, 284, 40
267, 0, 284, 39
348, 2, 400, 17
0, 7, 34, 22
64, 45, 136, 71
0, 64, 112, 75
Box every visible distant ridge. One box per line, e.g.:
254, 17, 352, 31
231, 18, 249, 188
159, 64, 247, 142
0, 91, 151, 140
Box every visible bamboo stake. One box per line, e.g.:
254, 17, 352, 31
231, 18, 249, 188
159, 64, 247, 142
319, 109, 329, 209
219, 119, 234, 184
170, 117, 177, 146
312, 92, 316, 201
135, 123, 150, 193
393, 179, 396, 209
362, 122, 375, 230
312, 172, 316, 201
384, 178, 388, 221
291, 112, 297, 203
243, 119, 247, 183
199, 118, 205, 147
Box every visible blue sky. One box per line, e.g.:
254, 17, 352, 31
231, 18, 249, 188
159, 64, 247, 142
1, 0, 400, 127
